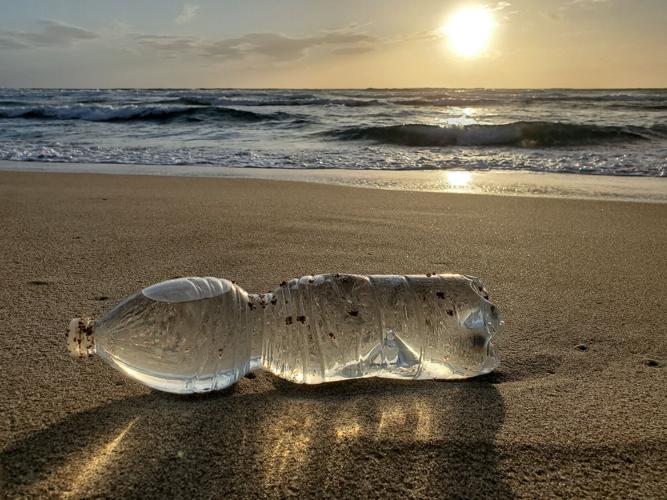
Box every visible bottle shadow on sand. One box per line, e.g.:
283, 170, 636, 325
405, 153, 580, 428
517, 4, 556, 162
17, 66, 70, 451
1, 375, 509, 498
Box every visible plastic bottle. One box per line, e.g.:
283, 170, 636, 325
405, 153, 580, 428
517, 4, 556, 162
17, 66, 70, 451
68, 274, 501, 394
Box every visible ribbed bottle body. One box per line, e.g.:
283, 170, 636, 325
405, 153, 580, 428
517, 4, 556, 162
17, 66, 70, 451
259, 274, 500, 384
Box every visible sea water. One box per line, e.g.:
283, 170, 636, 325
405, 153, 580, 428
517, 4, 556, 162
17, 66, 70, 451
1, 88, 665, 176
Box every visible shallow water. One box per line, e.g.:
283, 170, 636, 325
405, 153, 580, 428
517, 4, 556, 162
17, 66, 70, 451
0, 88, 665, 176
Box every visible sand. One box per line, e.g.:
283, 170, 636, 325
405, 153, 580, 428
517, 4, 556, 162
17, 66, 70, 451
0, 171, 665, 498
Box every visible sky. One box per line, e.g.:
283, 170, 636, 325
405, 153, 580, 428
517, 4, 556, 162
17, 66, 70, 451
0, 0, 665, 88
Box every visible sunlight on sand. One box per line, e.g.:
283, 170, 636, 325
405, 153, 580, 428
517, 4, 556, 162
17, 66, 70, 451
378, 404, 405, 432
378, 400, 435, 442
335, 422, 361, 440
64, 417, 139, 497
263, 415, 314, 487
414, 400, 435, 441
261, 398, 437, 486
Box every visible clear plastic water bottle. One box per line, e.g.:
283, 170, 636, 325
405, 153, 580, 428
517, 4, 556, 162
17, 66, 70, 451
68, 274, 501, 394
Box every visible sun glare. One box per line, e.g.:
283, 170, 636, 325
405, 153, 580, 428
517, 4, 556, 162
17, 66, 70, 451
445, 171, 473, 187
443, 6, 495, 58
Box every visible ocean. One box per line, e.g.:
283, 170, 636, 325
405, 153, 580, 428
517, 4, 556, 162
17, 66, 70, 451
0, 88, 665, 177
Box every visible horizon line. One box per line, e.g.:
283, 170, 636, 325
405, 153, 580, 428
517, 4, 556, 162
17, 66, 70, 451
1, 86, 666, 91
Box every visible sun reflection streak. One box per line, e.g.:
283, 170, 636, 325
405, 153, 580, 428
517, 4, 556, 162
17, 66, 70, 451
65, 417, 139, 497
335, 422, 361, 440
376, 400, 435, 442
445, 170, 473, 188
414, 401, 434, 442
262, 415, 313, 487
378, 404, 404, 433
446, 116, 477, 126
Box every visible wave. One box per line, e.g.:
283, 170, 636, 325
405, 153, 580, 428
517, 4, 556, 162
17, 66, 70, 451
0, 100, 34, 106
153, 96, 215, 106
210, 97, 381, 107
532, 93, 667, 103
5, 94, 664, 111
325, 121, 663, 148
145, 96, 382, 107
393, 97, 667, 110
393, 98, 502, 107
0, 104, 302, 123
607, 103, 667, 111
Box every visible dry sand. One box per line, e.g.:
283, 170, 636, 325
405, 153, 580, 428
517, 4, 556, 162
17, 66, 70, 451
0, 171, 665, 498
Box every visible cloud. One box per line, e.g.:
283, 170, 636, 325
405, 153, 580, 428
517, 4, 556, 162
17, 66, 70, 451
175, 3, 200, 24
203, 31, 376, 61
0, 36, 28, 50
0, 20, 99, 49
548, 0, 611, 20
396, 29, 442, 44
133, 26, 378, 62
331, 46, 375, 56
493, 2, 512, 11
134, 34, 200, 53
568, 0, 611, 6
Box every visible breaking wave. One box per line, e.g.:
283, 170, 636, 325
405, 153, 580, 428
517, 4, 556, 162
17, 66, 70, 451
0, 104, 303, 123
326, 121, 664, 148
212, 97, 382, 107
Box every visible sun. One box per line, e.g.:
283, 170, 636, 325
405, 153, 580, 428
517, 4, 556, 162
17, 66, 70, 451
442, 6, 495, 58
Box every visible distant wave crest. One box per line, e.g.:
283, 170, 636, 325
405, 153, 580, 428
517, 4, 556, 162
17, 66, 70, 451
392, 95, 667, 110
0, 104, 303, 123
149, 95, 382, 107
393, 98, 502, 107
326, 121, 664, 148
212, 97, 382, 107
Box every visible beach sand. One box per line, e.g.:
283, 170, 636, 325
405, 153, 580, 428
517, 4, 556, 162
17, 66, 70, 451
0, 171, 665, 498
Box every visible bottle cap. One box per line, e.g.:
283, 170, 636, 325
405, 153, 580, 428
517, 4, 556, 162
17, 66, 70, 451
67, 317, 96, 357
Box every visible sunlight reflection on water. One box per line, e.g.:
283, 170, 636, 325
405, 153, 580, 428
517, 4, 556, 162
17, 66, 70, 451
445, 170, 474, 188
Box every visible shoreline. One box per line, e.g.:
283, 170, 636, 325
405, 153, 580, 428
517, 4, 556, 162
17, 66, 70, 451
1, 159, 665, 203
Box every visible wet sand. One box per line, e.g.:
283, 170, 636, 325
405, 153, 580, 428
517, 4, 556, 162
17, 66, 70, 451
0, 171, 665, 498
2, 159, 667, 203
